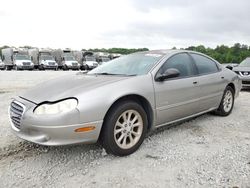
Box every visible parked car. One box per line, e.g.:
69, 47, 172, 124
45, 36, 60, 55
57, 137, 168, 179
222, 63, 238, 68
232, 57, 250, 88
9, 50, 241, 156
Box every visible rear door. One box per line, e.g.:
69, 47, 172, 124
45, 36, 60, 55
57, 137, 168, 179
153, 53, 201, 126
189, 53, 226, 111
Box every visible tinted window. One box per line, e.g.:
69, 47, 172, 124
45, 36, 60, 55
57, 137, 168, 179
191, 54, 218, 74
160, 53, 196, 78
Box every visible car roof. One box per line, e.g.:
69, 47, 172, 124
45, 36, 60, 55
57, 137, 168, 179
138, 49, 194, 56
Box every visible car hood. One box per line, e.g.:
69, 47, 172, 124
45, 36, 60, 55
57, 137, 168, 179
233, 66, 250, 71
86, 61, 98, 66
20, 74, 129, 104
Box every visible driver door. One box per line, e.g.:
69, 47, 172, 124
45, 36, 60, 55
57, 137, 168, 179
153, 53, 201, 126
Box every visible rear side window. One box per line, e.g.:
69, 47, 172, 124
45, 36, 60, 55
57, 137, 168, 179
191, 54, 219, 75
160, 53, 197, 78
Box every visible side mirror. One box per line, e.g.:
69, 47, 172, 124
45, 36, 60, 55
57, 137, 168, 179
156, 68, 180, 82
226, 65, 233, 70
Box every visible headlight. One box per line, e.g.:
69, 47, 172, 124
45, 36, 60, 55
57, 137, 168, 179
34, 98, 78, 115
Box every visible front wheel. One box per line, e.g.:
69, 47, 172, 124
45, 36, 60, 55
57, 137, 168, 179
100, 101, 148, 156
214, 86, 234, 116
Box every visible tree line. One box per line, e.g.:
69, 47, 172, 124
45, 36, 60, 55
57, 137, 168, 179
86, 43, 250, 64
1, 43, 250, 64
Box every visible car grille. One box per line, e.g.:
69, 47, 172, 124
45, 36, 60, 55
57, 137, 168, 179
23, 62, 31, 66
10, 101, 24, 129
72, 63, 78, 66
48, 62, 55, 66
242, 81, 250, 85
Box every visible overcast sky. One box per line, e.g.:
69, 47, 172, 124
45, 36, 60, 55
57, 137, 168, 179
0, 0, 250, 50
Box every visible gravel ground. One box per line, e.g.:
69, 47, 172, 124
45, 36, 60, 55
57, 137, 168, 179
0, 71, 249, 188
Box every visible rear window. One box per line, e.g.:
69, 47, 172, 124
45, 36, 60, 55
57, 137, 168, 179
191, 54, 219, 75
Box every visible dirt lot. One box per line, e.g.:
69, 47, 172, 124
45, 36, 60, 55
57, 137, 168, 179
0, 71, 249, 188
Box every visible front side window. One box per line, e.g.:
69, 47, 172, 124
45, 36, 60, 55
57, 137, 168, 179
191, 54, 219, 75
159, 53, 197, 78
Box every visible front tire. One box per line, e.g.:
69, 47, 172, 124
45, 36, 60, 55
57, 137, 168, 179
101, 100, 148, 156
214, 86, 234, 116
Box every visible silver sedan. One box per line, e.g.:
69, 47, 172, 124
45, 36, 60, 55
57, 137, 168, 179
9, 50, 242, 156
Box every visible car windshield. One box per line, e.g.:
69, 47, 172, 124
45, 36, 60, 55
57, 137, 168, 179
85, 56, 96, 61
239, 58, 250, 67
41, 55, 54, 60
15, 55, 30, 60
88, 53, 163, 76
65, 56, 75, 61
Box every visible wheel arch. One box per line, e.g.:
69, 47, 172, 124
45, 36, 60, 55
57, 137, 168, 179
102, 94, 154, 133
227, 82, 235, 95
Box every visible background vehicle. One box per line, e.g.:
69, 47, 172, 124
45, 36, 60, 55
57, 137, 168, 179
0, 57, 5, 70
82, 51, 99, 70
232, 57, 250, 88
1, 48, 14, 70
2, 48, 34, 70
95, 52, 110, 65
109, 53, 122, 60
222, 63, 238, 68
61, 49, 80, 70
37, 49, 58, 70
28, 48, 39, 69
9, 50, 241, 156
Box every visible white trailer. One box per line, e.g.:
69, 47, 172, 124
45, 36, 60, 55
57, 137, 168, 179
28, 48, 39, 69
2, 48, 14, 70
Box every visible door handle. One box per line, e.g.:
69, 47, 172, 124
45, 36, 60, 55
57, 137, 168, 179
221, 76, 224, 79
193, 81, 198, 85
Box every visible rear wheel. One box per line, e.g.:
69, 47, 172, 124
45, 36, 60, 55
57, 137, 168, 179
101, 101, 148, 156
214, 86, 234, 116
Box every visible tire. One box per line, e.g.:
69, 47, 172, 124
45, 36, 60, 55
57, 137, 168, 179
214, 86, 234, 116
39, 65, 44, 70
63, 65, 68, 71
100, 100, 148, 156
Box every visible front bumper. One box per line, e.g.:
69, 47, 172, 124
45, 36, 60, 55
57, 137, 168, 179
0, 64, 5, 69
11, 120, 103, 146
17, 65, 34, 70
43, 65, 58, 69
9, 98, 103, 146
66, 65, 80, 70
238, 75, 250, 88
